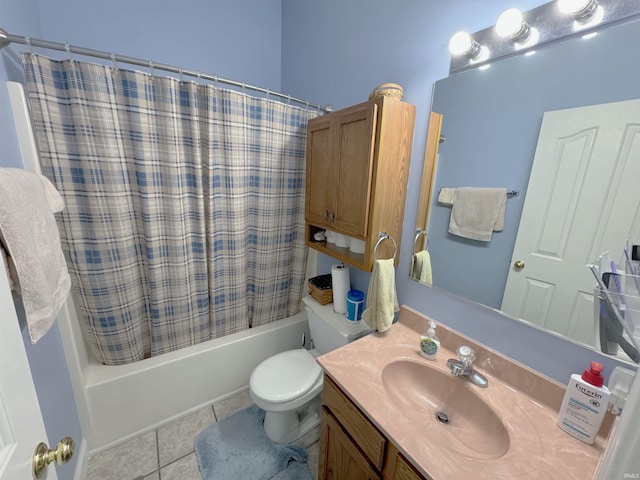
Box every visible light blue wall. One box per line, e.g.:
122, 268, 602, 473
281, 0, 629, 384
34, 0, 283, 91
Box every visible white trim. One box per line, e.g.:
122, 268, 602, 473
71, 438, 88, 480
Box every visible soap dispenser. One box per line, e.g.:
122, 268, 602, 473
557, 361, 611, 445
419, 320, 440, 360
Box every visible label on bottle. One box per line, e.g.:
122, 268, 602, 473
420, 337, 438, 356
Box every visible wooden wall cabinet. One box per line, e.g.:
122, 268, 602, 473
318, 375, 428, 480
305, 96, 416, 271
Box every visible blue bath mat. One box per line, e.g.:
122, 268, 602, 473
195, 404, 312, 480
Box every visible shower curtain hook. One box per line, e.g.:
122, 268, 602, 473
179, 67, 184, 84
25, 36, 34, 56
65, 43, 74, 63
196, 70, 201, 84
110, 53, 118, 71
148, 60, 155, 78
286, 94, 291, 105
265, 88, 270, 101
213, 75, 219, 90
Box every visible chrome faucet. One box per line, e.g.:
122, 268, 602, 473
446, 346, 488, 388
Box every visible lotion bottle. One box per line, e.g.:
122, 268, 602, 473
557, 361, 610, 445
419, 320, 440, 360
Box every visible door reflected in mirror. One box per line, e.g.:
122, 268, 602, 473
412, 16, 640, 354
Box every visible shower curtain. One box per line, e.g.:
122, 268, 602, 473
22, 54, 318, 365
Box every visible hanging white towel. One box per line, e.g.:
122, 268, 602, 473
441, 187, 507, 241
410, 250, 432, 286
0, 168, 71, 343
361, 259, 399, 333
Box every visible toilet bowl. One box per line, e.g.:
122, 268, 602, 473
250, 349, 323, 444
249, 296, 371, 444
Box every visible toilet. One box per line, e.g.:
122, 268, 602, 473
249, 295, 371, 444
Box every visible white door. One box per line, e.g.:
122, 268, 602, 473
0, 263, 58, 479
502, 99, 640, 345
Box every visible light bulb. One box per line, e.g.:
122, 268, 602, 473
496, 8, 527, 38
558, 0, 599, 23
448, 31, 481, 58
558, 0, 592, 14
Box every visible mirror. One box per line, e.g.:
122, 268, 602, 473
413, 16, 640, 348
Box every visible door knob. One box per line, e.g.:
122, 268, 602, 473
32, 437, 75, 479
514, 260, 525, 270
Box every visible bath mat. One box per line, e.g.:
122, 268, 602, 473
195, 404, 312, 480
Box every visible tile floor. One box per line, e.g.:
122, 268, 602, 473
86, 389, 320, 480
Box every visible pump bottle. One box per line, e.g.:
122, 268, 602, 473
557, 361, 611, 444
419, 320, 440, 360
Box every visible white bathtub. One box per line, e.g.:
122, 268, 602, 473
58, 295, 309, 451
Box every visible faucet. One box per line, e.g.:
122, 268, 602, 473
446, 346, 488, 388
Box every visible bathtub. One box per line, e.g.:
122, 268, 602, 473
58, 294, 309, 451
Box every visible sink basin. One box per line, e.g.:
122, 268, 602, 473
381, 359, 510, 460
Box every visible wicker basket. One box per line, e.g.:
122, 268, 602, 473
308, 274, 333, 305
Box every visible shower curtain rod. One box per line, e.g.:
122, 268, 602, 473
0, 27, 330, 113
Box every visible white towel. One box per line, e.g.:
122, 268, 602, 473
410, 250, 432, 286
442, 187, 507, 241
361, 259, 399, 333
0, 168, 71, 343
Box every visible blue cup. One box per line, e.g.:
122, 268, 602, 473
346, 290, 365, 321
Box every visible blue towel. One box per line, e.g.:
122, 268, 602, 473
195, 404, 312, 480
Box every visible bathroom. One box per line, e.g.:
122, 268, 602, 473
1, 0, 638, 479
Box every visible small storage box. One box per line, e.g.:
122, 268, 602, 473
308, 274, 333, 305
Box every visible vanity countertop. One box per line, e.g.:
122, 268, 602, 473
317, 305, 608, 480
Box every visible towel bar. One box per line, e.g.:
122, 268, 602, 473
373, 232, 397, 262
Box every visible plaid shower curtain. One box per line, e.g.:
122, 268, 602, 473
22, 54, 317, 365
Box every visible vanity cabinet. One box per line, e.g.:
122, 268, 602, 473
305, 96, 416, 271
319, 375, 427, 480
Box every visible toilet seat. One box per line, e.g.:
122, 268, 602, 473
250, 349, 322, 403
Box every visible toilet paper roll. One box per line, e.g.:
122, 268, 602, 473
331, 263, 350, 314
334, 233, 349, 248
349, 238, 365, 254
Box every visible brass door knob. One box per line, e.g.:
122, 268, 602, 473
32, 437, 75, 479
514, 260, 525, 270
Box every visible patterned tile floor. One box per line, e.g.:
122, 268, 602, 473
86, 389, 320, 480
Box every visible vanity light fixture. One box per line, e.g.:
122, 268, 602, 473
496, 8, 532, 43
558, 0, 600, 23
449, 0, 640, 74
448, 31, 484, 60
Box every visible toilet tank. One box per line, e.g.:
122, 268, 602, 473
302, 296, 371, 355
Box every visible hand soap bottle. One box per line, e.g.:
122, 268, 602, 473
557, 361, 611, 445
419, 320, 440, 360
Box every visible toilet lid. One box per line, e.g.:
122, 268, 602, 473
250, 349, 322, 403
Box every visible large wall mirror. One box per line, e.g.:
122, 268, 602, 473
413, 16, 640, 352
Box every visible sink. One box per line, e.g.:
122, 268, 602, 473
381, 359, 510, 460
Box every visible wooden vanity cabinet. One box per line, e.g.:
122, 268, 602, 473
305, 96, 416, 271
319, 375, 427, 480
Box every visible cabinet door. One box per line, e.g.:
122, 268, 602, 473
333, 102, 377, 237
319, 408, 381, 480
306, 114, 335, 227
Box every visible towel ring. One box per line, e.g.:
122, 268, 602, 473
414, 229, 428, 253
373, 232, 397, 262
